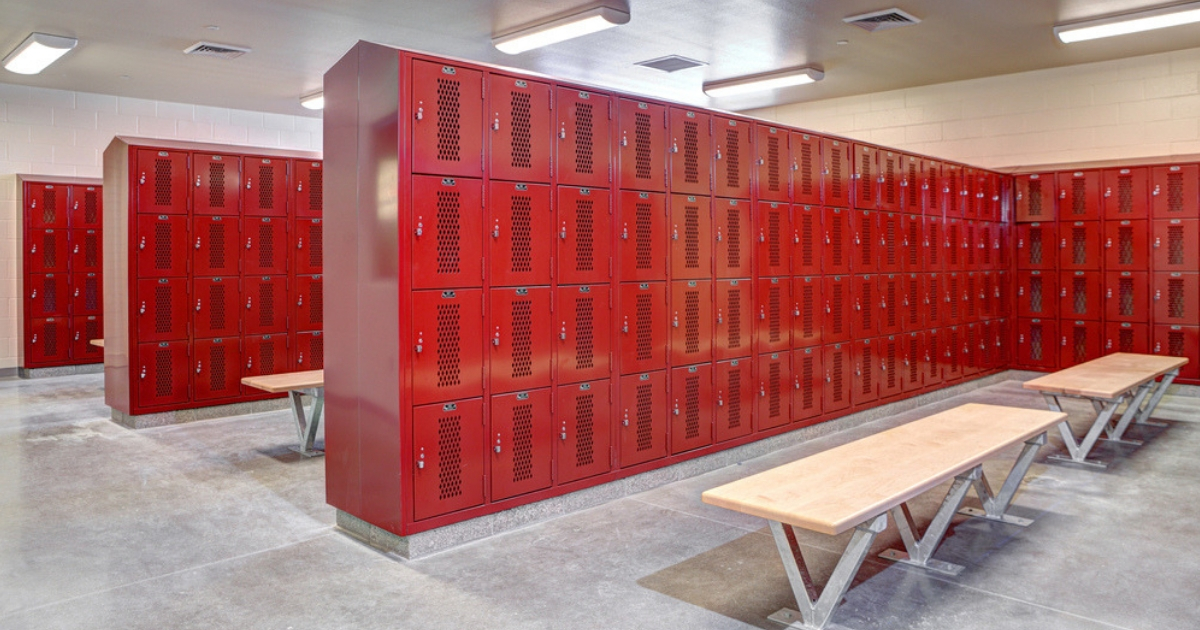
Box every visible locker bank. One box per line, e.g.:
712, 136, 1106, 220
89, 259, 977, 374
3, 3, 1200, 629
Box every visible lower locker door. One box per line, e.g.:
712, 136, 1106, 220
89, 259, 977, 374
294, 331, 324, 370
27, 318, 70, 365
901, 332, 923, 393
671, 364, 714, 455
242, 334, 289, 386
619, 371, 668, 467
1153, 272, 1200, 326
715, 359, 754, 442
1059, 321, 1103, 368
962, 324, 981, 376
242, 276, 289, 335
792, 277, 822, 348
294, 218, 324, 276
71, 316, 103, 364
70, 229, 102, 273
923, 329, 943, 387
618, 282, 667, 375
851, 275, 876, 340
822, 276, 852, 344
852, 339, 878, 406
879, 275, 902, 335
822, 343, 852, 413
792, 347, 822, 422
941, 326, 963, 381
1151, 219, 1199, 271
490, 389, 553, 501
757, 277, 790, 352
28, 273, 69, 318
714, 280, 753, 360
193, 277, 241, 339
757, 352, 790, 430
1060, 272, 1102, 321
792, 205, 822, 277
412, 398, 486, 521
71, 273, 102, 316
489, 287, 553, 395
135, 341, 190, 409
1017, 271, 1057, 319
136, 277, 189, 342
555, 381, 612, 485
878, 335, 903, 398
193, 337, 242, 401
136, 215, 188, 277
902, 274, 923, 331
1153, 325, 1200, 380
715, 198, 753, 279
670, 281, 713, 366
192, 216, 240, 277
555, 285, 612, 384
28, 229, 69, 273
293, 275, 323, 331
1105, 272, 1149, 322
1016, 319, 1057, 370
1105, 322, 1150, 355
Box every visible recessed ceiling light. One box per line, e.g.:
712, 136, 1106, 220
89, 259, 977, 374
635, 55, 706, 73
2, 32, 77, 75
493, 5, 630, 54
300, 92, 324, 110
1055, 1, 1200, 43
703, 66, 824, 98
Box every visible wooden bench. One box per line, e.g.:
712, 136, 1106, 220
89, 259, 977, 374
701, 403, 1065, 630
241, 369, 325, 457
1023, 353, 1187, 467
90, 338, 103, 348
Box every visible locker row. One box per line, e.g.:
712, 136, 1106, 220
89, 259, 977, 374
25, 273, 103, 318
1015, 319, 1199, 380
131, 215, 323, 278
132, 150, 322, 217
25, 316, 104, 365
24, 228, 102, 274
1015, 166, 1200, 222
1015, 219, 1200, 271
132, 275, 323, 342
22, 182, 103, 228
1016, 270, 1200, 325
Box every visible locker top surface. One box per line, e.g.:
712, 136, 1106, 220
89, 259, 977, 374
17, 174, 103, 188
108, 136, 322, 161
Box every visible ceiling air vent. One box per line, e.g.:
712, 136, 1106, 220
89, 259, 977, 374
843, 8, 921, 32
635, 55, 707, 73
183, 41, 252, 59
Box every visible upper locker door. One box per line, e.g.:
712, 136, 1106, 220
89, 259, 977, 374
1151, 165, 1199, 218
900, 155, 922, 214
135, 214, 188, 278
294, 274, 323, 331
557, 87, 612, 189
853, 144, 878, 210
243, 157, 289, 217
1102, 167, 1149, 220
488, 74, 552, 184
136, 149, 188, 215
411, 175, 484, 290
555, 285, 612, 384
27, 182, 69, 228
68, 184, 102, 229
714, 199, 753, 279
755, 125, 789, 202
294, 218, 323, 276
670, 280, 713, 366
878, 150, 902, 213
243, 217, 289, 276
793, 205, 822, 277
714, 117, 752, 199
617, 99, 667, 193
412, 60, 484, 178
791, 132, 822, 206
558, 187, 613, 285
1057, 170, 1102, 220
714, 279, 753, 360
1015, 173, 1055, 222
616, 191, 667, 282
822, 138, 852, 208
756, 201, 790, 278
668, 108, 712, 196
489, 287, 553, 395
670, 194, 712, 280
192, 216, 239, 277
488, 181, 553, 287
192, 153, 241, 215
292, 160, 323, 218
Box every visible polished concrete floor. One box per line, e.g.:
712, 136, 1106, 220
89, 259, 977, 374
1, 372, 1197, 629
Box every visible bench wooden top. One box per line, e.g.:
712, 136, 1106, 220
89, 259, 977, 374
90, 339, 104, 348
1023, 353, 1188, 399
241, 369, 324, 393
700, 403, 1065, 536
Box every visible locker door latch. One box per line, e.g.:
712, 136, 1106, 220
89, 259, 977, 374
75, 331, 81, 341
196, 361, 203, 375
139, 301, 146, 315
672, 313, 679, 328
196, 299, 202, 312
622, 410, 630, 427
715, 227, 722, 243
622, 317, 629, 334
1105, 238, 1113, 249
196, 237, 202, 250
560, 324, 567, 341
717, 309, 724, 324
673, 402, 680, 416
1153, 238, 1161, 248
245, 177, 252, 190
493, 327, 501, 346
246, 296, 253, 309
1152, 185, 1161, 197
297, 295, 304, 307
492, 222, 501, 239
31, 334, 37, 344
246, 237, 253, 250
195, 176, 201, 188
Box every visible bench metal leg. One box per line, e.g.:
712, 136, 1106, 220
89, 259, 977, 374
879, 469, 977, 576
1135, 369, 1178, 428
1102, 383, 1152, 446
958, 433, 1046, 527
767, 514, 887, 630
289, 387, 325, 457
1043, 393, 1121, 468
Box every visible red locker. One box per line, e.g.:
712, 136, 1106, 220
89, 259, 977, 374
924, 216, 943, 272
617, 191, 668, 282
879, 212, 903, 273
669, 108, 712, 195
879, 274, 902, 335
27, 229, 68, 274
756, 201, 790, 278
926, 274, 944, 329
557, 87, 611, 188
1059, 320, 1103, 368
823, 275, 853, 344
617, 99, 667, 193
1102, 167, 1149, 220
193, 337, 242, 401
1151, 219, 1199, 271
1102, 220, 1147, 271
490, 389, 553, 501
979, 271, 997, 319
489, 286, 553, 394
852, 338, 879, 406
902, 332, 923, 393
979, 172, 1002, 222
294, 274, 323, 331
670, 280, 713, 366
559, 186, 613, 285
192, 153, 240, 215
1151, 165, 1199, 218
294, 331, 324, 370
715, 279, 753, 360
757, 352, 791, 430
192, 216, 239, 277
997, 270, 1012, 319
136, 214, 188, 278
1105, 322, 1150, 355
902, 215, 921, 273
977, 222, 994, 268
1017, 270, 1057, 319
292, 160, 324, 218
757, 277, 790, 352
1016, 319, 1057, 370
69, 229, 101, 273
791, 132, 822, 206
944, 218, 962, 271
963, 323, 981, 376
1058, 221, 1101, 270
792, 347, 822, 423
1105, 271, 1150, 323
879, 335, 903, 398
923, 329, 944, 388
68, 184, 102, 228
1060, 271, 1101, 321
822, 138, 852, 208
135, 341, 190, 408
488, 75, 553, 184
822, 343, 852, 413
1015, 222, 1055, 270
1153, 325, 1200, 380
243, 276, 288, 335
192, 277, 240, 339
411, 175, 484, 290
792, 204, 822, 276
488, 181, 552, 287
961, 167, 978, 219
27, 318, 69, 364
71, 273, 102, 316
903, 273, 924, 330
923, 160, 943, 217
27, 182, 69, 227
715, 359, 754, 442
962, 220, 977, 269
964, 272, 982, 322
411, 60, 484, 179
243, 334, 289, 382
901, 155, 923, 214
941, 326, 963, 381
136, 277, 189, 341
855, 210, 878, 274
853, 144, 878, 210
755, 125, 789, 202
984, 319, 1009, 370
668, 194, 711, 280
556, 380, 613, 484
715, 117, 752, 199
878, 150, 902, 213
71, 315, 103, 363
715, 198, 753, 279
243, 157, 289, 217
671, 364, 714, 454
294, 218, 323, 276
792, 277, 822, 348
242, 217, 288, 275
411, 288, 484, 405
823, 207, 853, 275
618, 282, 668, 374
941, 163, 962, 218
411, 398, 485, 520
1153, 272, 1200, 326
618, 371, 669, 467
1057, 170, 1102, 220
555, 285, 612, 384
944, 272, 962, 325
27, 274, 69, 318
136, 149, 188, 214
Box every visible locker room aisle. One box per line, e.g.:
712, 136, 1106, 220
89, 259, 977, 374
1, 371, 1197, 630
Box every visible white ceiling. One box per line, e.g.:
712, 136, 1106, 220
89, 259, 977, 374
3, 0, 1200, 118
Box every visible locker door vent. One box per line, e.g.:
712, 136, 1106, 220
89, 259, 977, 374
946, 332, 959, 371
928, 278, 940, 321
830, 283, 845, 335
1073, 326, 1089, 364
768, 285, 782, 343
257, 165, 276, 210
574, 103, 595, 175
155, 223, 173, 271
831, 351, 845, 402
947, 224, 959, 267
981, 227, 992, 265
800, 355, 815, 411
1168, 225, 1185, 266
906, 220, 920, 268
436, 304, 462, 387
965, 225, 975, 266
155, 285, 173, 334
1118, 227, 1134, 265
84, 233, 99, 268
42, 276, 59, 313
727, 288, 743, 351
155, 348, 173, 397
1072, 277, 1088, 316
1168, 279, 1186, 319
259, 341, 276, 374
43, 322, 58, 357
436, 79, 463, 163
683, 120, 700, 185
510, 299, 533, 378
575, 394, 596, 467
209, 223, 227, 271
635, 112, 653, 181
725, 128, 742, 189
858, 151, 873, 204
1030, 325, 1043, 361
860, 217, 873, 268
510, 91, 533, 170
1072, 227, 1088, 265
510, 195, 533, 273
512, 403, 535, 483
685, 290, 700, 354
308, 169, 323, 212
802, 285, 815, 338
308, 223, 323, 268
575, 198, 596, 273
884, 159, 896, 206
859, 282, 873, 330
635, 294, 654, 361
437, 414, 464, 499
310, 281, 323, 326
1168, 172, 1184, 213
84, 189, 99, 224
1118, 328, 1135, 353
799, 213, 814, 269
767, 210, 781, 269
208, 163, 227, 209
575, 296, 595, 369
259, 282, 275, 328
1119, 278, 1134, 317
965, 277, 976, 318
1029, 276, 1043, 313
1169, 330, 1186, 357
860, 346, 873, 393
1029, 227, 1043, 265
85, 318, 100, 342
928, 335, 940, 372
310, 335, 324, 367
155, 159, 174, 206
928, 222, 940, 266
684, 375, 701, 439
831, 217, 844, 268
886, 281, 898, 328
886, 342, 897, 389
210, 284, 227, 332
927, 168, 940, 212
42, 188, 58, 224
1070, 179, 1086, 216
727, 206, 743, 269
830, 146, 844, 199
906, 161, 919, 208
635, 202, 653, 270
436, 190, 462, 274
727, 369, 742, 429
42, 232, 60, 269
210, 345, 228, 391
768, 362, 781, 420
907, 280, 919, 326
767, 136, 781, 194
635, 383, 654, 451
84, 276, 99, 311
907, 336, 919, 383
948, 278, 960, 321
1028, 179, 1044, 217
258, 223, 275, 269
1117, 174, 1133, 214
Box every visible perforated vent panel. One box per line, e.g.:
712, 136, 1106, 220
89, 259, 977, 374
510, 299, 533, 379
209, 223, 227, 271
1028, 179, 1044, 217
209, 284, 227, 332
860, 346, 873, 393
830, 283, 845, 335
727, 288, 743, 351
257, 223, 275, 269
436, 78, 463, 163
768, 285, 782, 343
258, 282, 276, 328
154, 223, 173, 271
1118, 328, 1135, 353
1029, 227, 1044, 265
1073, 326, 1089, 364
1030, 276, 1044, 313
1168, 225, 1185, 266
725, 128, 741, 189
574, 103, 595, 175
308, 223, 323, 269
1072, 227, 1088, 265
84, 232, 99, 268
257, 165, 276, 211
684, 290, 700, 355
727, 206, 742, 270
155, 348, 173, 397
42, 188, 59, 224
209, 345, 228, 392
683, 375, 701, 440
574, 198, 596, 273
574, 394, 595, 467
1030, 325, 1044, 361
436, 190, 462, 275
636, 294, 653, 361
1072, 277, 1088, 316
1115, 174, 1134, 214
1071, 179, 1087, 216
1119, 278, 1135, 317
1168, 279, 1186, 319
511, 403, 535, 483
437, 414, 464, 499
309, 280, 323, 326
635, 384, 654, 451
155, 285, 173, 334
767, 136, 781, 194
767, 362, 781, 420
768, 210, 781, 269
510, 91, 532, 170
83, 276, 99, 311
155, 159, 174, 206
635, 202, 653, 270
436, 304, 462, 388
799, 213, 814, 270
42, 276, 58, 313
635, 112, 652, 181
42, 321, 58, 357
683, 121, 700, 184
575, 297, 594, 369
208, 163, 227, 209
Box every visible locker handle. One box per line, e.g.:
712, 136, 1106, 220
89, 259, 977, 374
717, 148, 723, 160
758, 157, 765, 166
1019, 334, 1025, 343
75, 331, 81, 341
493, 328, 501, 346
416, 220, 424, 237
1060, 287, 1067, 298
561, 222, 568, 239
759, 385, 766, 397
853, 300, 861, 312
559, 126, 566, 140
1018, 287, 1024, 297
620, 134, 628, 147
492, 223, 501, 239
1154, 237, 1161, 248
492, 117, 500, 131
246, 237, 253, 249
74, 243, 80, 254
31, 334, 37, 344
297, 237, 303, 249
760, 306, 766, 320
622, 317, 629, 334
297, 295, 304, 307
246, 177, 252, 190
672, 314, 679, 328
825, 373, 832, 383
31, 244, 37, 254
494, 445, 502, 453
31, 289, 37, 299
196, 360, 202, 374
140, 365, 146, 379
196, 237, 202, 250
416, 107, 424, 121
74, 287, 80, 297
1153, 185, 1160, 196
795, 378, 801, 390
1105, 238, 1112, 249
139, 173, 146, 185
196, 299, 202, 312
139, 237, 145, 250
1060, 190, 1067, 199
561, 431, 568, 440
246, 296, 252, 309
880, 360, 887, 372
623, 410, 630, 426
715, 227, 722, 243
1062, 336, 1068, 347
794, 233, 800, 244
716, 395, 724, 407
1104, 187, 1112, 198
1107, 288, 1113, 299
1060, 238, 1067, 249
793, 306, 801, 317
1155, 342, 1161, 353
297, 181, 303, 192
825, 303, 831, 314
560, 325, 567, 341
1106, 339, 1113, 350
673, 403, 680, 416
298, 352, 304, 365
717, 310, 723, 324
195, 176, 201, 188
139, 301, 146, 315
621, 225, 629, 240
1155, 290, 1161, 301
247, 357, 253, 370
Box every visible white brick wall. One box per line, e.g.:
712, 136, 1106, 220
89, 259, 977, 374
0, 83, 322, 370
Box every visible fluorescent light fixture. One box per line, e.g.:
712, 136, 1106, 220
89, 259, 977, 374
703, 66, 824, 98
3, 32, 77, 75
493, 5, 630, 54
1055, 1, 1200, 43
300, 92, 324, 110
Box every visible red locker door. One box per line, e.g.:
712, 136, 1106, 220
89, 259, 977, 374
671, 364, 714, 454
879, 274, 902, 335
557, 87, 612, 188
793, 277, 822, 348
757, 352, 791, 430
923, 329, 943, 387
852, 338, 878, 406
1058, 221, 1101, 270
68, 184, 102, 228
923, 160, 942, 217
792, 347, 822, 423
878, 150, 902, 213
71, 273, 102, 316
715, 117, 752, 199
822, 343, 852, 413
294, 331, 324, 370
556, 380, 613, 484
192, 277, 240, 339
963, 323, 981, 376
902, 332, 924, 393
617, 191, 668, 282
1059, 271, 1102, 321
755, 125, 789, 202
292, 160, 323, 218
852, 144, 878, 210
136, 277, 189, 341
851, 275, 876, 339
489, 286, 553, 394
670, 280, 713, 366
823, 275, 853, 344
941, 326, 963, 381
1015, 173, 1054, 222
1153, 272, 1200, 326
1059, 321, 1103, 368
411, 175, 484, 290
27, 318, 69, 365
242, 217, 288, 276
71, 315, 103, 364
559, 186, 613, 285
903, 273, 924, 330
617, 99, 667, 193
135, 341, 190, 408
618, 371, 669, 467
192, 216, 239, 277
193, 337, 241, 401
941, 164, 962, 218
488, 181, 552, 287
411, 60, 484, 178
1106, 271, 1150, 323
1153, 325, 1200, 380
27, 274, 69, 318
793, 205, 822, 277
69, 229, 101, 273
411, 289, 484, 405
1057, 171, 1101, 220
963, 220, 978, 269
757, 277, 790, 353
822, 138, 852, 208
1101, 220, 1146, 271
294, 274, 322, 331
979, 272, 996, 319
488, 75, 553, 184
555, 285, 612, 384
669, 108, 712, 195
1105, 322, 1151, 355
715, 198, 752, 279
1016, 319, 1056, 370
1152, 219, 1199, 271
1015, 222, 1055, 270
28, 229, 68, 274
878, 335, 903, 398
901, 215, 921, 273
192, 153, 240, 215
855, 210, 878, 274
715, 359, 754, 442
964, 272, 980, 323
242, 157, 289, 217
1017, 271, 1056, 319
901, 155, 922, 214
715, 279, 753, 360
135, 215, 188, 278
618, 282, 667, 374
294, 218, 323, 276
942, 273, 962, 325
878, 212, 902, 274
670, 194, 712, 280
411, 398, 485, 521
823, 207, 853, 275
756, 201, 790, 278
924, 216, 943, 272
243, 334, 289, 383
136, 149, 188, 214
943, 218, 962, 271
791, 132, 821, 206
1103, 167, 1149, 220
26, 182, 69, 227
242, 276, 288, 335
1151, 165, 1199, 219
925, 274, 943, 328
490, 389, 553, 501
961, 167, 978, 219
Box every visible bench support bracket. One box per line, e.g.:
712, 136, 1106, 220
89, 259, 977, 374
1133, 368, 1178, 429
957, 432, 1046, 527
1043, 393, 1121, 468
289, 387, 325, 457
880, 468, 977, 576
